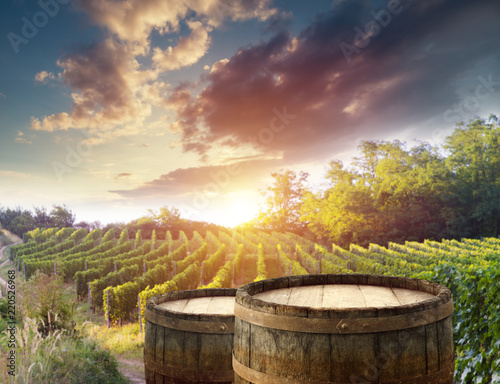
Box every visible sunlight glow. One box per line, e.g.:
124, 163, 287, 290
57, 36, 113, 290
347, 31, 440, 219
211, 194, 260, 228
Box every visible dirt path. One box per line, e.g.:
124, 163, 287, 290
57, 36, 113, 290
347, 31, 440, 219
116, 356, 145, 384
0, 246, 12, 296
0, 241, 22, 288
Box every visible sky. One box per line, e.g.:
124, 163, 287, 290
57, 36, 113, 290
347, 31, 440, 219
1, 0, 500, 227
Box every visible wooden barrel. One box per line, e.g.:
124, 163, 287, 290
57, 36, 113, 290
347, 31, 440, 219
234, 274, 454, 384
144, 288, 237, 384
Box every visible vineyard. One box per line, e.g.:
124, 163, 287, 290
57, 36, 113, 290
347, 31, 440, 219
8, 227, 500, 383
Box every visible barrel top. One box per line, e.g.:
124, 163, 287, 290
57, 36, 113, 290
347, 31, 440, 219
254, 284, 434, 309
158, 296, 235, 315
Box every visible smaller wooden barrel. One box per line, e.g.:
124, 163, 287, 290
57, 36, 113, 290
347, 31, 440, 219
144, 288, 237, 384
234, 274, 454, 384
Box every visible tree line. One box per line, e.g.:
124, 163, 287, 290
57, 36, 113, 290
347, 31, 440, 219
0, 205, 76, 237
255, 116, 500, 247
0, 203, 225, 241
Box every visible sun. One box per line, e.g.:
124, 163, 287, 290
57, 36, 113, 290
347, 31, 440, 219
215, 194, 261, 228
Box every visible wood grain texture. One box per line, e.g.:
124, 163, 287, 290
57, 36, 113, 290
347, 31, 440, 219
253, 284, 435, 309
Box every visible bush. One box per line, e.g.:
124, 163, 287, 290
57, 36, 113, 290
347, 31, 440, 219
19, 271, 74, 335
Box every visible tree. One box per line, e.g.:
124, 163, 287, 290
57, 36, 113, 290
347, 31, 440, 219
102, 222, 126, 239
75, 220, 101, 231
301, 140, 450, 247
0, 206, 35, 237
33, 206, 52, 228
133, 216, 157, 239
9, 211, 35, 238
257, 170, 309, 233
149, 206, 182, 228
50, 205, 76, 228
301, 160, 380, 247
444, 115, 500, 237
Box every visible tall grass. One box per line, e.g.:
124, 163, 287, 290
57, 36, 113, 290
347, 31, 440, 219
0, 316, 130, 384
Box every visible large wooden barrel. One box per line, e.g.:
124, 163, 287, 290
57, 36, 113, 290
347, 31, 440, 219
144, 288, 237, 383
234, 274, 454, 384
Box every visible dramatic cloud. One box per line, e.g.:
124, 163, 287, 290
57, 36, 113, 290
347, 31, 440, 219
30, 0, 281, 141
169, 0, 500, 162
76, 0, 278, 46
31, 38, 160, 136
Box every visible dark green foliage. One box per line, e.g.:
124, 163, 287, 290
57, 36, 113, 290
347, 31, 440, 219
29, 335, 130, 384
54, 338, 129, 384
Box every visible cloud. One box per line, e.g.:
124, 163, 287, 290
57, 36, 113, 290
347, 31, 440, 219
0, 170, 35, 180
167, 0, 500, 162
30, 0, 282, 142
116, 172, 133, 179
14, 131, 33, 145
75, 0, 278, 46
110, 158, 281, 199
153, 20, 211, 71
0, 92, 6, 99
31, 38, 160, 137
34, 71, 56, 83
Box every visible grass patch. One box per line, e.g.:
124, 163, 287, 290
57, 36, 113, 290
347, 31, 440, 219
85, 322, 144, 360
67, 282, 144, 360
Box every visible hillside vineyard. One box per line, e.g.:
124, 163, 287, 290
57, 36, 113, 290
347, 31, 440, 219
9, 227, 500, 383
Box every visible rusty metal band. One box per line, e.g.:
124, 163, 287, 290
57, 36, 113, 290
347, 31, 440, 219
144, 352, 234, 382
232, 354, 454, 384
145, 307, 234, 334
234, 299, 453, 334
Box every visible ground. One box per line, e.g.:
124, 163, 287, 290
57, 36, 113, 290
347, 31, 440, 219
116, 355, 145, 384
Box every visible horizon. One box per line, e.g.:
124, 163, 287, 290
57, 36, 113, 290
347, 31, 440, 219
1, 0, 500, 227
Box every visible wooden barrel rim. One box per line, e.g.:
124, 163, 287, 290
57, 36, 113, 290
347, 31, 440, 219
144, 351, 234, 382
234, 274, 453, 333
145, 288, 236, 334
232, 353, 455, 384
